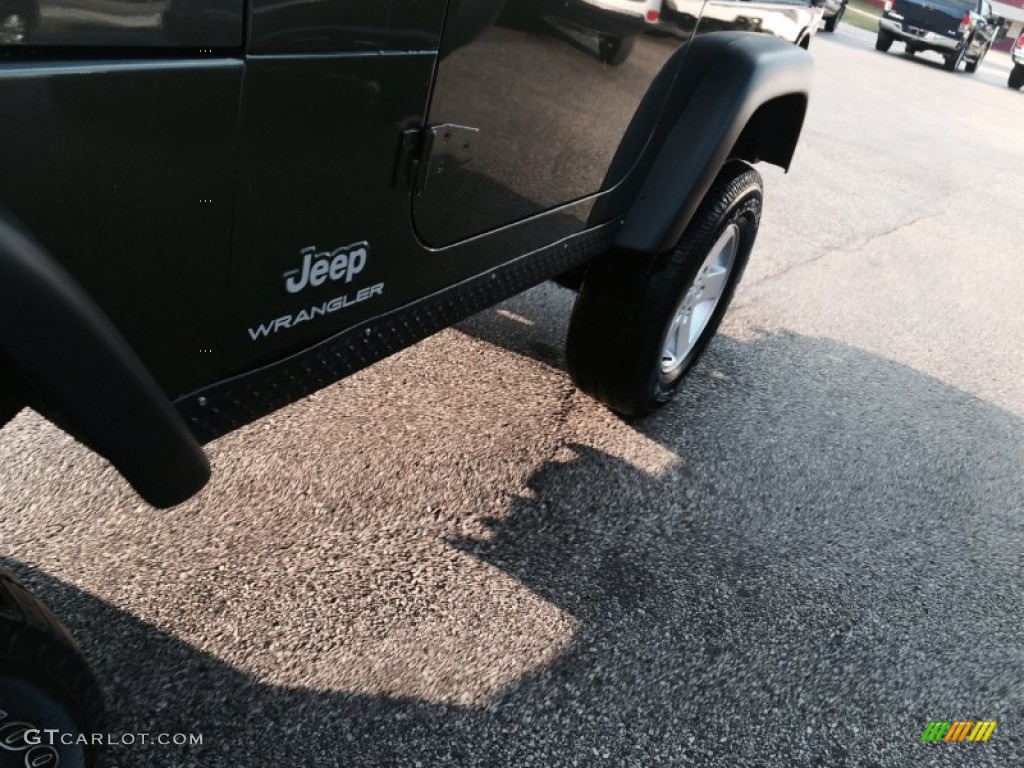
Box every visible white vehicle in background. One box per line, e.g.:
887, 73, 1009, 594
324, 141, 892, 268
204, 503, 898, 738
531, 0, 665, 65
666, 0, 824, 49
1011, 32, 1024, 88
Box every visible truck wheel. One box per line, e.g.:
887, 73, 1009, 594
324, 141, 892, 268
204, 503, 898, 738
823, 4, 844, 32
0, 569, 104, 768
598, 35, 634, 65
964, 44, 987, 73
875, 29, 893, 51
944, 43, 966, 71
566, 161, 762, 418
1009, 63, 1024, 89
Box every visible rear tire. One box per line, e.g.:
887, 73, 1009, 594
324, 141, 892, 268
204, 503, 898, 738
875, 29, 893, 52
965, 44, 987, 73
1008, 63, 1024, 89
566, 162, 762, 418
944, 43, 966, 71
0, 569, 104, 768
598, 35, 635, 65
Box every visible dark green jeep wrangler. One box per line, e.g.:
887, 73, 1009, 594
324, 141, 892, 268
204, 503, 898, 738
0, 0, 812, 763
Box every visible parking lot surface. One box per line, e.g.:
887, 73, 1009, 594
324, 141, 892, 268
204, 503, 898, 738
2, 23, 1023, 768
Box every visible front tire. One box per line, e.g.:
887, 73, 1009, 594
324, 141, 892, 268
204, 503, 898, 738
566, 162, 762, 418
875, 29, 894, 52
0, 569, 104, 768
1008, 63, 1024, 89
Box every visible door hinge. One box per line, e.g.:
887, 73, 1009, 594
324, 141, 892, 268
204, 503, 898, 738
393, 123, 479, 193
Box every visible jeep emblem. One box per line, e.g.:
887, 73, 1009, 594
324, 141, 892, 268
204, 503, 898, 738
284, 242, 368, 294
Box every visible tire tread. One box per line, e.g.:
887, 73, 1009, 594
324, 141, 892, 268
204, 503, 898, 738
0, 569, 105, 741
566, 161, 762, 417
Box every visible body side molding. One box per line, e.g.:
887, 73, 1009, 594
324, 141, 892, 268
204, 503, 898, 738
176, 223, 617, 443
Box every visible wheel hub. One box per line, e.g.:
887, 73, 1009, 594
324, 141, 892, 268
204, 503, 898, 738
660, 223, 739, 375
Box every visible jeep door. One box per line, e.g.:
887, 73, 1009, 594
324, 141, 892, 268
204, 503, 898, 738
218, 0, 450, 378
412, 0, 707, 247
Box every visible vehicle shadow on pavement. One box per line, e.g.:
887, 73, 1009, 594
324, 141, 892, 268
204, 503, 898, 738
455, 282, 577, 370
3, 329, 1024, 767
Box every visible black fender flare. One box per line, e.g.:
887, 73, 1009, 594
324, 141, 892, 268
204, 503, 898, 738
613, 32, 813, 255
0, 213, 210, 508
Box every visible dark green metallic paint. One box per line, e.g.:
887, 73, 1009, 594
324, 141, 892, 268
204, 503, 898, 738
0, 0, 814, 506
0, 0, 815, 396
248, 0, 447, 54
223, 49, 606, 376
415, 4, 695, 245
0, 0, 243, 50
0, 59, 242, 396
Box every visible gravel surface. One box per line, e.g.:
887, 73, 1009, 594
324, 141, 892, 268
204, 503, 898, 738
2, 22, 1023, 768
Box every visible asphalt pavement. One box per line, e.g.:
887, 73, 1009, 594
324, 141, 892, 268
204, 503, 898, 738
2, 22, 1024, 768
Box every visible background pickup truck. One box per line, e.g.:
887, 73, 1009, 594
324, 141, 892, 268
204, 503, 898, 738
876, 0, 1001, 71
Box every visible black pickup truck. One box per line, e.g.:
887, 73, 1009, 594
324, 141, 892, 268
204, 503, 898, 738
0, 0, 814, 763
876, 0, 1001, 71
